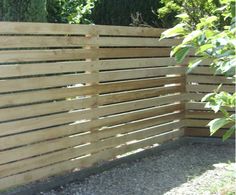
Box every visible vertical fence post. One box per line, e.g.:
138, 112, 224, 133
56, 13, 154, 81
182, 60, 188, 136
85, 32, 99, 110
84, 32, 100, 165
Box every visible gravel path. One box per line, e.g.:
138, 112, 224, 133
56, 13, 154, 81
41, 139, 235, 195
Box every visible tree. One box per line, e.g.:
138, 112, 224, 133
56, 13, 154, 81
47, 0, 67, 23
158, 0, 223, 28
91, 0, 164, 27
0, 0, 47, 22
47, 0, 97, 24
161, 0, 236, 140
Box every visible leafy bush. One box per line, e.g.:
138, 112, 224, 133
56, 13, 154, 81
47, 0, 97, 24
158, 0, 224, 28
161, 0, 236, 140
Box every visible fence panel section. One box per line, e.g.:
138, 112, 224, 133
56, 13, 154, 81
0, 22, 184, 190
184, 59, 235, 137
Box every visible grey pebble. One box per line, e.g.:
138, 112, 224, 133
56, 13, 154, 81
42, 141, 235, 195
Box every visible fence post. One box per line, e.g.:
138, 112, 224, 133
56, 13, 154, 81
182, 57, 190, 137
84, 32, 100, 165
84, 32, 99, 109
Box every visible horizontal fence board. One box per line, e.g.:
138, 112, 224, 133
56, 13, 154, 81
98, 37, 181, 47
0, 57, 181, 78
189, 67, 215, 75
186, 84, 235, 93
0, 67, 184, 93
98, 76, 184, 93
0, 36, 94, 48
0, 97, 96, 122
100, 67, 185, 81
184, 119, 233, 128
0, 76, 183, 107
0, 95, 183, 136
0, 122, 183, 178
0, 36, 180, 48
98, 57, 182, 70
0, 103, 184, 150
0, 129, 183, 190
186, 102, 235, 112
187, 58, 212, 65
0, 61, 95, 78
184, 93, 205, 101
0, 73, 98, 93
0, 85, 96, 107
99, 85, 183, 105
0, 113, 183, 165
186, 75, 234, 85
0, 78, 183, 122
0, 22, 165, 36
0, 48, 171, 63
185, 111, 223, 119
185, 128, 234, 138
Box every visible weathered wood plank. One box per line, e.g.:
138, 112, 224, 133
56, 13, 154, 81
0, 48, 171, 63
100, 67, 185, 81
0, 129, 183, 189
0, 76, 183, 107
0, 95, 183, 136
0, 103, 184, 150
186, 84, 235, 93
0, 113, 183, 165
0, 58, 180, 78
186, 75, 234, 85
0, 36, 180, 48
185, 128, 234, 138
0, 22, 165, 36
0, 73, 97, 93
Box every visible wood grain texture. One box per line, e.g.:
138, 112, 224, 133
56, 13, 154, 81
0, 129, 183, 189
0, 22, 165, 36
0, 36, 180, 48
0, 22, 187, 191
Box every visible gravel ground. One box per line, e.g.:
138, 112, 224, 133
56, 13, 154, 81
41, 140, 235, 195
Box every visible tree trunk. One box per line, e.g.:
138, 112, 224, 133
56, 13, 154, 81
0, 0, 47, 22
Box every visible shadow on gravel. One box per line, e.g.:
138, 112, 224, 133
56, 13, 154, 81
42, 139, 235, 195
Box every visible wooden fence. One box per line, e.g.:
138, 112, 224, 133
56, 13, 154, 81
184, 61, 235, 137
0, 22, 233, 191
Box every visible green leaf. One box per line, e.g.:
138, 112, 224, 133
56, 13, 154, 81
229, 114, 236, 121
182, 30, 202, 44
198, 44, 213, 53
201, 93, 215, 102
215, 84, 222, 93
230, 1, 236, 18
220, 108, 229, 117
205, 30, 216, 38
212, 104, 221, 113
176, 13, 189, 20
223, 125, 235, 141
197, 16, 218, 29
174, 47, 190, 63
207, 16, 218, 23
187, 58, 203, 73
160, 23, 186, 40
208, 118, 230, 135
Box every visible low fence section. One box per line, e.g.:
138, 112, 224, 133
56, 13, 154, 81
184, 59, 235, 137
0, 22, 185, 190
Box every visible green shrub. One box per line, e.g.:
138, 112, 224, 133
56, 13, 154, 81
161, 0, 236, 140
